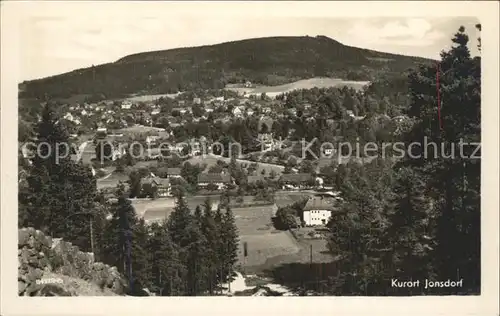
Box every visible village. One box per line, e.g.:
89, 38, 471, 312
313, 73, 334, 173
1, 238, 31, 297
19, 82, 367, 284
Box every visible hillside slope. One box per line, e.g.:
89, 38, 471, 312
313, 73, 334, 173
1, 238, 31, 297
18, 227, 127, 296
20, 35, 432, 100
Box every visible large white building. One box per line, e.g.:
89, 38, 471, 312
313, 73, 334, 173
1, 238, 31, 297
302, 197, 336, 226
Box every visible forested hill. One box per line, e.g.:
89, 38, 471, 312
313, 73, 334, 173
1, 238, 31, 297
19, 35, 433, 100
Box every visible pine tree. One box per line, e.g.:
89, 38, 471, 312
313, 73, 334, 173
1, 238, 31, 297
219, 207, 239, 284
147, 220, 184, 296
401, 26, 481, 293
386, 167, 436, 294
167, 192, 208, 295
19, 103, 100, 251
100, 183, 137, 290
200, 198, 219, 294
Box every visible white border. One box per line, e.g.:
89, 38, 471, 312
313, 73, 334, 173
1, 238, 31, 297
1, 2, 499, 316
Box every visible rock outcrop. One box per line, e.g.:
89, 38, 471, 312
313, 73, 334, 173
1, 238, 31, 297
18, 227, 127, 296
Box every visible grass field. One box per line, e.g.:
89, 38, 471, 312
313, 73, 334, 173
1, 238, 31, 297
131, 192, 320, 272
225, 77, 370, 98
123, 93, 182, 103
115, 125, 166, 134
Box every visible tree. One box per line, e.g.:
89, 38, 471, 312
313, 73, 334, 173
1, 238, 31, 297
146, 221, 184, 295
402, 26, 481, 293
127, 171, 143, 198
273, 207, 298, 230
218, 207, 239, 284
385, 167, 436, 294
100, 184, 137, 291
200, 199, 220, 294
19, 103, 100, 251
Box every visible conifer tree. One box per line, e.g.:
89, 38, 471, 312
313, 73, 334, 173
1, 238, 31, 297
200, 198, 219, 294
219, 207, 239, 283
400, 26, 481, 293
100, 184, 135, 279
147, 220, 184, 296
19, 102, 100, 251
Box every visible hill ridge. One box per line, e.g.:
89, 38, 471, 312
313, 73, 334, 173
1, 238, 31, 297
19, 35, 432, 100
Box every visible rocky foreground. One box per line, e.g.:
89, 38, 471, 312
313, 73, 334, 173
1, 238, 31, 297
18, 227, 127, 296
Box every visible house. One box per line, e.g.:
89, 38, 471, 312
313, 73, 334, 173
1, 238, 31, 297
346, 110, 365, 121
193, 97, 201, 105
151, 109, 161, 116
164, 167, 182, 178
246, 109, 255, 116
121, 101, 132, 109
244, 81, 252, 88
302, 197, 336, 226
262, 107, 272, 114
112, 146, 127, 161
232, 106, 244, 117
156, 167, 183, 179
197, 173, 231, 190
205, 106, 214, 113
140, 176, 171, 197
63, 112, 74, 121
96, 127, 107, 138
258, 133, 274, 151
323, 147, 335, 157
280, 173, 315, 190
172, 107, 187, 115
146, 135, 160, 146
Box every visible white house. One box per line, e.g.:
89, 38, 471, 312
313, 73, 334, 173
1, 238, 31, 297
232, 106, 244, 117
262, 107, 272, 114
146, 135, 160, 146
121, 101, 132, 109
302, 197, 335, 226
197, 173, 231, 191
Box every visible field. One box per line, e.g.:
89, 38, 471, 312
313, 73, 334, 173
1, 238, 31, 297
115, 125, 167, 134
123, 93, 182, 103
225, 77, 370, 98
131, 191, 320, 274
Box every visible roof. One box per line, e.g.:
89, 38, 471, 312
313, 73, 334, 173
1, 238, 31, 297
141, 177, 170, 186
198, 173, 231, 183
303, 197, 336, 211
166, 167, 182, 175
280, 173, 314, 183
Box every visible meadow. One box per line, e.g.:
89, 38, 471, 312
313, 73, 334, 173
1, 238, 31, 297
225, 77, 370, 98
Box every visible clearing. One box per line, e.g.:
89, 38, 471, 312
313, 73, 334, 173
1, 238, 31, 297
225, 77, 370, 98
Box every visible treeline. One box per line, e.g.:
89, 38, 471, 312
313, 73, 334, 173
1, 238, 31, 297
101, 186, 239, 295
325, 25, 481, 295
18, 103, 240, 296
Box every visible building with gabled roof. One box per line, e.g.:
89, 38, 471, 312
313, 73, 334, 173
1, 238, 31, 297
302, 197, 336, 226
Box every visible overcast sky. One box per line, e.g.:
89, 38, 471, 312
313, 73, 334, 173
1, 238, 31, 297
19, 14, 480, 81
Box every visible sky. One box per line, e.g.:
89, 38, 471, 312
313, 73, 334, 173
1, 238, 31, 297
19, 14, 480, 81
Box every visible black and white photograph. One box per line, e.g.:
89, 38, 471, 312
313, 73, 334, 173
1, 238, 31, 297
1, 1, 499, 316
